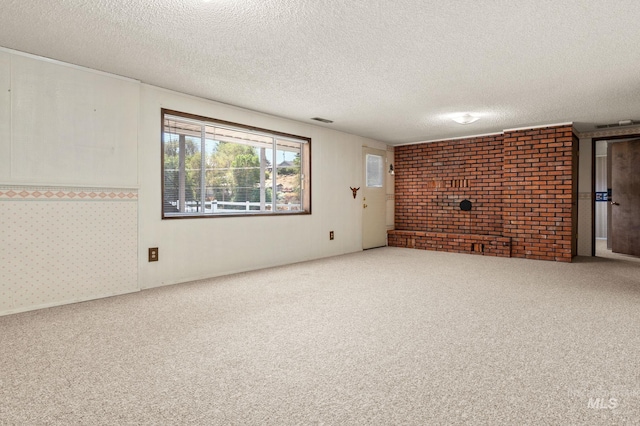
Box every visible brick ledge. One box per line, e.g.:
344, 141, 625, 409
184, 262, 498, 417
388, 230, 511, 257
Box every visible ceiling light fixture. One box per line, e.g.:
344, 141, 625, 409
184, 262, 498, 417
451, 113, 480, 125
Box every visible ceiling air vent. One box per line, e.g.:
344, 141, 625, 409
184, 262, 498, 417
596, 120, 640, 129
311, 117, 334, 124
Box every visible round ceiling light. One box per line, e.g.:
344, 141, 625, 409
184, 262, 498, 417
451, 113, 480, 125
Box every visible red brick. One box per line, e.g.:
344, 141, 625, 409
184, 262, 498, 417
392, 126, 576, 262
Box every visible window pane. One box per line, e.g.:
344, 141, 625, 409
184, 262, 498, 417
163, 116, 205, 214
162, 110, 310, 217
203, 138, 218, 212
208, 140, 261, 212
184, 136, 203, 212
366, 154, 384, 187
163, 132, 180, 214
275, 140, 302, 211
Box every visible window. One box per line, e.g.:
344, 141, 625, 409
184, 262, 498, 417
162, 110, 311, 218
366, 153, 384, 187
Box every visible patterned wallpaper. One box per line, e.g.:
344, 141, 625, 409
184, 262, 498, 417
0, 185, 138, 315
0, 186, 137, 200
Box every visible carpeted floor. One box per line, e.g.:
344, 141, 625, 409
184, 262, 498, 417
596, 238, 640, 264
1, 247, 639, 425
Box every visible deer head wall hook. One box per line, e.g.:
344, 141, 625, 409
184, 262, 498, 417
350, 187, 360, 199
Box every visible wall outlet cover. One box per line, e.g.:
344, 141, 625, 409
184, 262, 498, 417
149, 247, 159, 262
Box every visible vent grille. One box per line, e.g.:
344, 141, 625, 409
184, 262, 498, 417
451, 179, 469, 188
472, 243, 485, 253
311, 117, 333, 124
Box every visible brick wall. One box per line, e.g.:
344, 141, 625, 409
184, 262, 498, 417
388, 230, 511, 257
502, 125, 575, 261
394, 135, 504, 235
391, 124, 576, 262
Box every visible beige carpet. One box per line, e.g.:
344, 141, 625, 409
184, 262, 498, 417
596, 238, 640, 264
1, 247, 639, 425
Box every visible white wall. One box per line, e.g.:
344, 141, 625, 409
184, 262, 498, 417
595, 154, 607, 239
594, 140, 609, 240
577, 137, 593, 256
4, 51, 139, 186
386, 147, 395, 230
0, 52, 10, 180
0, 49, 139, 315
138, 85, 387, 289
1, 47, 390, 315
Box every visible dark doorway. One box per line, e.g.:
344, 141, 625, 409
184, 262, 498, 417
592, 134, 640, 259
611, 139, 640, 256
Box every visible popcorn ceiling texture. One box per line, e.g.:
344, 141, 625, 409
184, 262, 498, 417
1, 1, 640, 143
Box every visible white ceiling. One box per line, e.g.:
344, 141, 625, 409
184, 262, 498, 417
1, 0, 640, 144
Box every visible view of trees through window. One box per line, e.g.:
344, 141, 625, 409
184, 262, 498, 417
162, 111, 310, 217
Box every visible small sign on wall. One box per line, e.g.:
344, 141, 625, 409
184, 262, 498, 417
595, 192, 608, 202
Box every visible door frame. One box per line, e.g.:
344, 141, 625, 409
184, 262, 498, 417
591, 133, 640, 256
362, 146, 388, 249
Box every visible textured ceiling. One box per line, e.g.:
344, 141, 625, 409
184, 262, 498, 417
1, 0, 640, 144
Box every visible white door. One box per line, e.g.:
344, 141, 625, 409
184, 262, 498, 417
362, 147, 387, 249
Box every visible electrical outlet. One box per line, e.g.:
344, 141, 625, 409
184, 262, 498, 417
330, 231, 334, 240
149, 247, 159, 262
